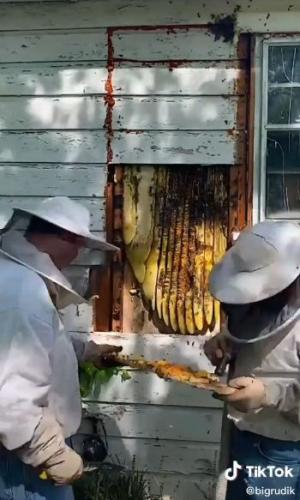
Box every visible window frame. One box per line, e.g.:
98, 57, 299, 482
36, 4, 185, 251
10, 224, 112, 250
254, 35, 300, 224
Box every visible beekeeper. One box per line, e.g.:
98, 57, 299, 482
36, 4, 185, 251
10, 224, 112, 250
0, 196, 122, 500
204, 221, 300, 499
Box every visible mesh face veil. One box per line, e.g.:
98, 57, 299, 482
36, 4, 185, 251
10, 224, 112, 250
222, 278, 300, 344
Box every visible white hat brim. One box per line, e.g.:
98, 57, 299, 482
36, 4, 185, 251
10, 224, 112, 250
0, 247, 85, 306
13, 208, 119, 252
209, 248, 300, 304
84, 232, 119, 252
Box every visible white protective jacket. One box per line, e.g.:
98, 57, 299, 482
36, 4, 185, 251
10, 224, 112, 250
227, 318, 300, 441
0, 231, 86, 451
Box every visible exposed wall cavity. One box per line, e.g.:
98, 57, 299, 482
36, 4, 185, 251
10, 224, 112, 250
123, 165, 229, 336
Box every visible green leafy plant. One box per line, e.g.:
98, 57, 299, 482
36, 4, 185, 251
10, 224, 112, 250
79, 362, 132, 398
74, 465, 163, 500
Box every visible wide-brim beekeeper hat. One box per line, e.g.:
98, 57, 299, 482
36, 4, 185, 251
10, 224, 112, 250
1, 196, 118, 252
209, 220, 300, 304
0, 197, 119, 308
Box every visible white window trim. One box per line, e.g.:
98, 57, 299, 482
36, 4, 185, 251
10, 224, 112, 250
253, 35, 300, 224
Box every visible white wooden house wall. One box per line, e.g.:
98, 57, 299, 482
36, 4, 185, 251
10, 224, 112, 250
0, 1, 299, 498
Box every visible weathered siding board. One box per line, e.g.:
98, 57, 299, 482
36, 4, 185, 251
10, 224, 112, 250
113, 30, 241, 62
0, 0, 291, 31
113, 131, 241, 165
0, 96, 106, 130
0, 164, 106, 196
109, 27, 245, 167
0, 96, 243, 132
91, 332, 216, 371
0, 63, 107, 96
107, 437, 219, 475
0, 30, 107, 62
88, 403, 222, 443
113, 96, 243, 131
0, 197, 105, 230
0, 63, 245, 98
85, 371, 222, 408
113, 64, 246, 96
237, 11, 300, 33
0, 131, 106, 163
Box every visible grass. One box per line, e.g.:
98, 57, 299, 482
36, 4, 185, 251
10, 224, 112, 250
73, 464, 163, 500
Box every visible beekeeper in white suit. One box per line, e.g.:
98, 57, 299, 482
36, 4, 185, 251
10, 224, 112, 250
204, 220, 300, 500
0, 196, 122, 500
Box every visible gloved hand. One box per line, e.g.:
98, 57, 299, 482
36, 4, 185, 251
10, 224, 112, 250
42, 446, 83, 485
216, 376, 266, 412
17, 410, 83, 485
204, 332, 232, 367
83, 341, 123, 369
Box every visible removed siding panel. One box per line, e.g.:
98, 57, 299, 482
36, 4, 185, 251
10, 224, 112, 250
0, 96, 106, 130
113, 131, 242, 165
0, 164, 106, 196
0, 63, 107, 96
113, 64, 246, 96
0, 130, 106, 163
0, 29, 107, 63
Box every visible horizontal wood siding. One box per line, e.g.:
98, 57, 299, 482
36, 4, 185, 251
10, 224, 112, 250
113, 131, 242, 165
0, 29, 107, 62
0, 28, 107, 257
112, 63, 246, 95
93, 404, 222, 443
0, 164, 106, 196
114, 96, 244, 130
108, 27, 245, 165
0, 197, 105, 231
107, 437, 219, 475
0, 96, 107, 129
87, 371, 222, 408
112, 29, 243, 61
0, 6, 251, 498
0, 63, 107, 96
0, 0, 292, 30
82, 332, 223, 499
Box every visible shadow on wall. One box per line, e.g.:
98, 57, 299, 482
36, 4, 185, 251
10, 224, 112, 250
0, 61, 108, 229
0, 30, 240, 226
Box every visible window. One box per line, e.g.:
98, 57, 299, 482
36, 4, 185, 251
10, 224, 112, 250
259, 39, 300, 220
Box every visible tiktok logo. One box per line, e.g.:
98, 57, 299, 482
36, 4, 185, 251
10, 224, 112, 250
224, 461, 243, 481
224, 461, 294, 482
